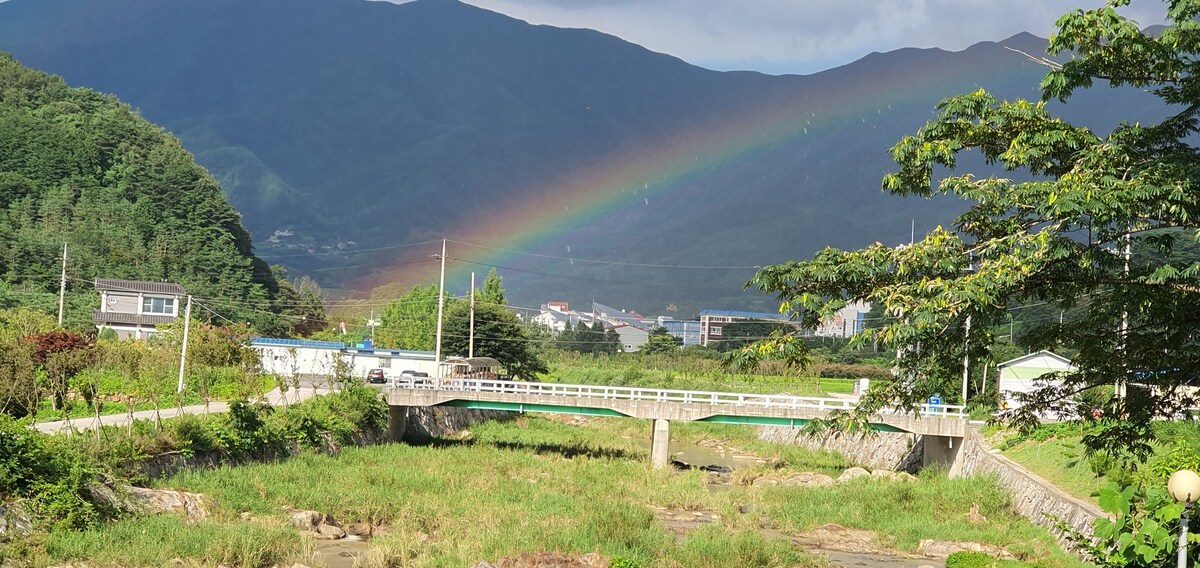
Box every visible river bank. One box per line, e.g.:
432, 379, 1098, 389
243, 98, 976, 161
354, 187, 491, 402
28, 414, 1083, 568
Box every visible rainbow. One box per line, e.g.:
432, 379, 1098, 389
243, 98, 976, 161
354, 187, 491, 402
357, 43, 1040, 297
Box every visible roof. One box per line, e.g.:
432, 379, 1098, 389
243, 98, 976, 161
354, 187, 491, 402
251, 337, 345, 350
441, 356, 502, 369
698, 309, 793, 321
95, 278, 186, 295
996, 350, 1074, 369
351, 347, 435, 359
592, 301, 651, 330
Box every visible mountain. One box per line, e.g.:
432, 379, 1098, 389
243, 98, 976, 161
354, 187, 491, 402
0, 53, 316, 333
0, 0, 1167, 317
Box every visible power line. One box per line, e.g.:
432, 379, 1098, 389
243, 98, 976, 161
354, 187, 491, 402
448, 239, 763, 269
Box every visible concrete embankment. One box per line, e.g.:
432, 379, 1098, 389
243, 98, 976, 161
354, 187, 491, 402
757, 425, 1105, 553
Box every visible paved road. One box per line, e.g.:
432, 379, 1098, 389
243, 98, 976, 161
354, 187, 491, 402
34, 386, 333, 434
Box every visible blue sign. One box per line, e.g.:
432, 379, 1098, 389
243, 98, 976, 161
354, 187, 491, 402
927, 394, 942, 406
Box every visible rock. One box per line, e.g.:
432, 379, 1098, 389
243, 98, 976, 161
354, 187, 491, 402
895, 472, 918, 482
289, 564, 312, 568
345, 521, 372, 536
468, 563, 497, 568
751, 476, 779, 486
126, 487, 209, 520
286, 508, 323, 530
239, 511, 255, 521
870, 469, 897, 480
836, 467, 871, 482
916, 539, 1015, 559
782, 472, 834, 486
700, 464, 734, 474
737, 503, 754, 514
0, 502, 34, 537
315, 523, 346, 540
795, 523, 887, 555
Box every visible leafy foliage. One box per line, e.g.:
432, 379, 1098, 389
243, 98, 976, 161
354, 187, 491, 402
1062, 481, 1198, 567
734, 0, 1200, 455
442, 301, 548, 379
0, 54, 317, 335
376, 285, 441, 351
640, 326, 682, 355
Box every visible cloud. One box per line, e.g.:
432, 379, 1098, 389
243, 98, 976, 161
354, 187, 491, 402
448, 0, 1167, 74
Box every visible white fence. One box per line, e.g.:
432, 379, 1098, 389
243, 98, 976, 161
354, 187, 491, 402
390, 377, 967, 418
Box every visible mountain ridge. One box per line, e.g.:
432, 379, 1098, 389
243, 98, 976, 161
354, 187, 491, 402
0, 0, 1166, 316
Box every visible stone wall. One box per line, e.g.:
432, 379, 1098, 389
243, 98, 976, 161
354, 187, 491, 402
756, 426, 924, 473
401, 407, 511, 444
756, 425, 1106, 553
958, 429, 1105, 549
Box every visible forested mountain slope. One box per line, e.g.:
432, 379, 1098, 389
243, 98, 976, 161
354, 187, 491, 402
0, 54, 313, 333
0, 0, 1167, 314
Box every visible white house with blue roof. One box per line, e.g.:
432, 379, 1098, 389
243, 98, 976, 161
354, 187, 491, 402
251, 337, 437, 380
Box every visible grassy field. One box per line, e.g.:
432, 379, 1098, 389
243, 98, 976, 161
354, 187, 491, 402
38, 415, 1083, 568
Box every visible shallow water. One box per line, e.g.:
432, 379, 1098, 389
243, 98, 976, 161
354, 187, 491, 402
312, 537, 369, 568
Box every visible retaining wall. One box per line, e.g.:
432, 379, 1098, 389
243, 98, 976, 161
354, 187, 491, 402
756, 425, 1105, 552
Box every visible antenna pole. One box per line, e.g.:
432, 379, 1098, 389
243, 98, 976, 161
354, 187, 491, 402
434, 239, 447, 375
57, 242, 67, 325
469, 271, 476, 359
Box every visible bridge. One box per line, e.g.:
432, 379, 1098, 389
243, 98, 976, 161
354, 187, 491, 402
384, 378, 970, 473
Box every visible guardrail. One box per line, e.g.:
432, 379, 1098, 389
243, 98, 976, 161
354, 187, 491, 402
389, 377, 967, 418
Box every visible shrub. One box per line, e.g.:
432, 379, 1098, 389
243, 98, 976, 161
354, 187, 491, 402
945, 551, 998, 567
815, 363, 893, 381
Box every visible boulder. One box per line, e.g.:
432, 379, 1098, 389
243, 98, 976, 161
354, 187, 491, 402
286, 508, 324, 530
126, 487, 209, 520
345, 522, 372, 536
895, 472, 918, 482
836, 467, 871, 482
870, 469, 898, 480
314, 523, 347, 540
0, 502, 33, 537
795, 523, 887, 554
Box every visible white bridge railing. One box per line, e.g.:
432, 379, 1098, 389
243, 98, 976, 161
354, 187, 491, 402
389, 377, 967, 419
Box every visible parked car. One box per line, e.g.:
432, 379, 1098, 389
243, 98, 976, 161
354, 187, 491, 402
366, 368, 386, 384
398, 370, 431, 386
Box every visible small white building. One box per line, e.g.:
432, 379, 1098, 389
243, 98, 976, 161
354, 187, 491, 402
252, 337, 439, 380
997, 350, 1076, 408
612, 324, 649, 353
252, 337, 346, 378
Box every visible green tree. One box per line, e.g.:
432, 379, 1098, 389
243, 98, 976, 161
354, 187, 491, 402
477, 268, 506, 307
735, 0, 1200, 457
640, 326, 681, 355
443, 302, 547, 379
376, 285, 444, 351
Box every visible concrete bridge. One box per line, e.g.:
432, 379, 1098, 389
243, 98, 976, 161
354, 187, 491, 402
385, 378, 970, 473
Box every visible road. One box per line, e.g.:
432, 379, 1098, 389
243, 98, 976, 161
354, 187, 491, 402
34, 385, 333, 434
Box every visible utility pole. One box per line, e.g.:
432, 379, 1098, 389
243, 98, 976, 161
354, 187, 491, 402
469, 271, 476, 359
176, 295, 193, 394
1117, 231, 1131, 402
367, 309, 378, 338
57, 242, 67, 325
961, 314, 972, 405
434, 239, 447, 376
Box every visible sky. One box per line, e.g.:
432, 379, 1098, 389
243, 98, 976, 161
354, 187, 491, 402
426, 0, 1165, 75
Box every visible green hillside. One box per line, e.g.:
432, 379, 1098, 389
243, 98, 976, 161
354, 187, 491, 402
0, 54, 310, 334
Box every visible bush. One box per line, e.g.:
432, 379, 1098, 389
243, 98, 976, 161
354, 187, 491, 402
946, 551, 998, 567
815, 363, 893, 381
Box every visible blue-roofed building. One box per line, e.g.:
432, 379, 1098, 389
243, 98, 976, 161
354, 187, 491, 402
251, 337, 437, 380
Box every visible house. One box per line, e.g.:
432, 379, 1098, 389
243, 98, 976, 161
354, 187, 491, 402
93, 278, 186, 340
592, 301, 652, 351
997, 350, 1076, 409
611, 324, 649, 353
531, 301, 595, 333
813, 301, 872, 338
345, 344, 437, 379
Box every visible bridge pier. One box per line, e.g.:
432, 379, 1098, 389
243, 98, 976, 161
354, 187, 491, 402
650, 418, 671, 468
387, 406, 408, 442
922, 434, 964, 477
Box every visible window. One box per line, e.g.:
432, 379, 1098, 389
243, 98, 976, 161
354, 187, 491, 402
378, 357, 391, 368
709, 326, 722, 335
142, 297, 175, 315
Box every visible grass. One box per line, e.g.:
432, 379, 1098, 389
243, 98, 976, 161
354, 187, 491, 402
991, 420, 1200, 505
37, 414, 1081, 567
32, 373, 277, 422
546, 362, 857, 398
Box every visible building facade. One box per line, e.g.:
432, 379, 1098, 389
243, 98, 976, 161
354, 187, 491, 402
93, 278, 186, 340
